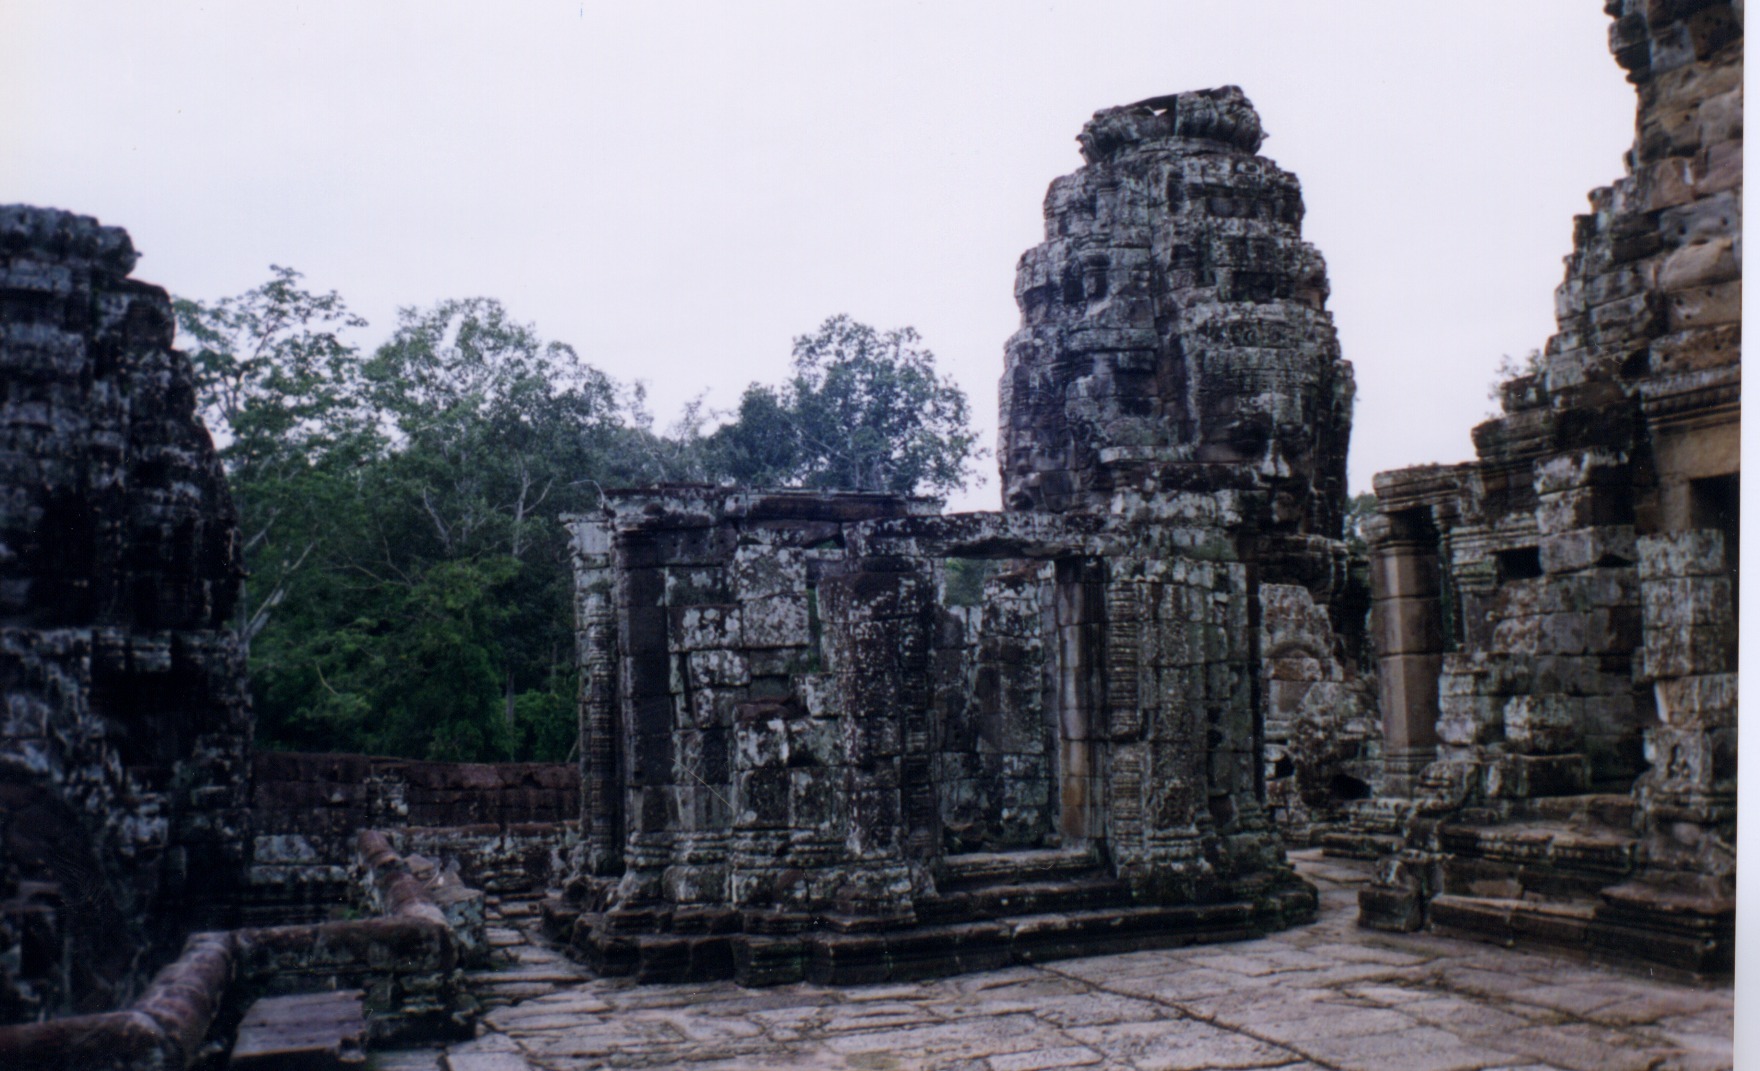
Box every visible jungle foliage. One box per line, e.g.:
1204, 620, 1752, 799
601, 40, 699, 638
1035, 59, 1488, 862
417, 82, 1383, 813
177, 272, 980, 762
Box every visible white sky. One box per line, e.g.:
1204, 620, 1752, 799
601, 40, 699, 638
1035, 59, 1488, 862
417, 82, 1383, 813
4, 1, 1636, 512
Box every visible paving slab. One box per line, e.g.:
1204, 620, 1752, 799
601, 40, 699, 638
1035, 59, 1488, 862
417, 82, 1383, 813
443, 1054, 535, 1071
428, 852, 1733, 1071
233, 989, 366, 1070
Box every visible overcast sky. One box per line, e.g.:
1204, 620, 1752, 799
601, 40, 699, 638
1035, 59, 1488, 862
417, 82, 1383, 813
5, 1, 1636, 512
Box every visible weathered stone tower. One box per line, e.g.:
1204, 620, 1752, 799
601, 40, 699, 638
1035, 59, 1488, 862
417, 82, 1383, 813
1002, 87, 1378, 844
0, 207, 254, 1021
1000, 85, 1352, 541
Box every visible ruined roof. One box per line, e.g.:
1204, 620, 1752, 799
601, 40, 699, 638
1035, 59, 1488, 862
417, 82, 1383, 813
1076, 85, 1265, 162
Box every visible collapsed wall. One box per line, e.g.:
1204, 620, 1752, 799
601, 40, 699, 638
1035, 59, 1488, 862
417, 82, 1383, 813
1359, 0, 1740, 975
0, 206, 254, 1020
248, 751, 579, 924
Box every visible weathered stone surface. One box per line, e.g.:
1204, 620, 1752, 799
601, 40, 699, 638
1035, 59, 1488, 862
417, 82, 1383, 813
246, 751, 577, 924
1358, 3, 1740, 976
998, 87, 1352, 538
230, 989, 366, 1070
0, 205, 253, 1022
425, 853, 1733, 1071
563, 480, 1316, 983
996, 88, 1375, 846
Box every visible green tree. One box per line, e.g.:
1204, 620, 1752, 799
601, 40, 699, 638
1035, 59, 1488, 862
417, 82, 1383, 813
1343, 492, 1379, 555
174, 267, 379, 647
353, 298, 635, 755
177, 284, 639, 762
362, 298, 628, 559
179, 288, 983, 764
708, 315, 982, 496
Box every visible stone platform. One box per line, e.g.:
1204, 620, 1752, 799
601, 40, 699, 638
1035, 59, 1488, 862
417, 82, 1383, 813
376, 851, 1733, 1071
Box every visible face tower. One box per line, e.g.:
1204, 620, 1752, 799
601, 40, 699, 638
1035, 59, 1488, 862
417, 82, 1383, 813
999, 86, 1353, 546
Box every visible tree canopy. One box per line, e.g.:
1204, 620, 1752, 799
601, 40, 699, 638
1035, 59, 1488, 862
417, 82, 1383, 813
706, 315, 981, 496
177, 275, 979, 762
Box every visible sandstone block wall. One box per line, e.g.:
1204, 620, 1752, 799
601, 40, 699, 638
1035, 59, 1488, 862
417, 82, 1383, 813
561, 491, 1314, 985
248, 750, 578, 920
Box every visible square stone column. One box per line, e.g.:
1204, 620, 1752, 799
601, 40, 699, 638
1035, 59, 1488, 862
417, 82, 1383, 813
1366, 512, 1444, 796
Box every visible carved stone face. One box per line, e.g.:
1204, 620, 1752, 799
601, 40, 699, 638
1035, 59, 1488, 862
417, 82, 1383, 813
1263, 424, 1321, 531
1195, 367, 1334, 533
999, 88, 1351, 537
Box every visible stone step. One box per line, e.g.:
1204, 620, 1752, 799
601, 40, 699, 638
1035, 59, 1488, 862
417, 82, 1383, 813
1431, 883, 1736, 979
801, 897, 1277, 985
230, 989, 366, 1070
504, 942, 573, 966
368, 1049, 445, 1071
1318, 830, 1401, 860
1436, 820, 1640, 899
539, 897, 580, 940
473, 983, 570, 1006
442, 1053, 536, 1071
940, 847, 1102, 888
920, 876, 1133, 925
490, 899, 540, 919
464, 968, 587, 987
571, 872, 1314, 985
485, 927, 524, 948
1428, 893, 1601, 957
1523, 792, 1639, 829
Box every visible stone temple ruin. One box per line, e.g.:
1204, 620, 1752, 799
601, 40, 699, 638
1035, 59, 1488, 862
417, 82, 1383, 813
1356, 0, 1741, 975
0, 1, 1741, 1066
546, 84, 1371, 985
0, 206, 255, 1022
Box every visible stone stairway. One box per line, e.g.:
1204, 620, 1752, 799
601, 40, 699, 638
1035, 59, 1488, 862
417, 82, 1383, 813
1412, 793, 1729, 972
1433, 795, 1640, 894
539, 846, 1314, 986
923, 846, 1133, 924
464, 890, 590, 1012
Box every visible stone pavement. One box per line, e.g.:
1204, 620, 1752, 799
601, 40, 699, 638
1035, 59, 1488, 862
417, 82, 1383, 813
375, 850, 1734, 1071
466, 891, 593, 1013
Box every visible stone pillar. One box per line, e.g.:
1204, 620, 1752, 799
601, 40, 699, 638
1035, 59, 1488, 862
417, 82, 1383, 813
1052, 558, 1104, 845
1366, 511, 1444, 796
1635, 531, 1737, 829
817, 562, 937, 918
568, 517, 622, 878
1104, 556, 1231, 900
